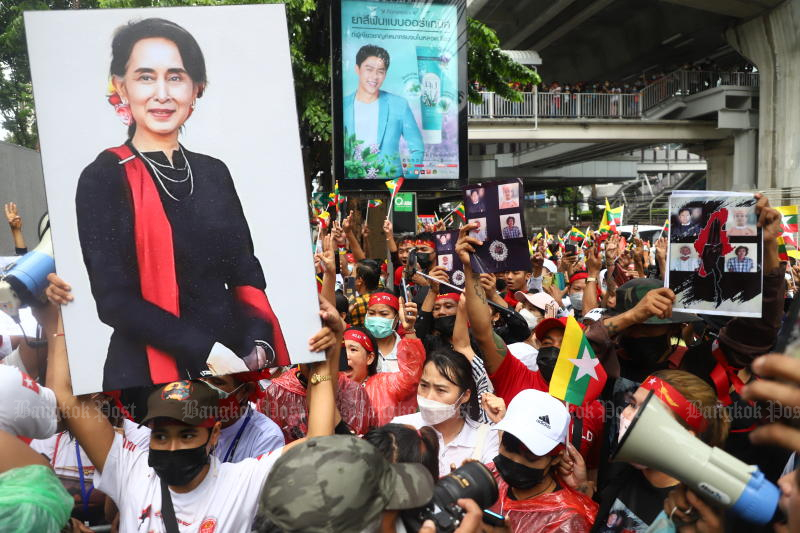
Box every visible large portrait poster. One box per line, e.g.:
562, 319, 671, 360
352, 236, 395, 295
25, 6, 322, 394
665, 191, 763, 317
333, 0, 467, 190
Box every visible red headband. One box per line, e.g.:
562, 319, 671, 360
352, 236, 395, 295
641, 375, 708, 433
368, 293, 399, 310
415, 239, 435, 249
344, 328, 375, 353
569, 272, 588, 284
436, 293, 461, 303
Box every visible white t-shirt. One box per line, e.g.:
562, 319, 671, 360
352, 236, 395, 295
0, 346, 28, 374
0, 364, 56, 439
31, 431, 94, 481
93, 433, 282, 533
212, 407, 284, 463
0, 335, 11, 359
354, 98, 379, 149
391, 413, 499, 478
123, 418, 153, 450
376, 332, 401, 373
507, 342, 539, 372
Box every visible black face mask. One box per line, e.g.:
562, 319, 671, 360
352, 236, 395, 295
620, 334, 671, 368
536, 346, 560, 383
416, 253, 433, 270
433, 315, 457, 338
148, 433, 211, 486
494, 454, 548, 490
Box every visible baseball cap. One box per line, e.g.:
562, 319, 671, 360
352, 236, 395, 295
260, 436, 435, 533
533, 316, 585, 340
515, 291, 557, 313
140, 380, 218, 427
542, 259, 558, 273
609, 278, 701, 325
493, 389, 569, 456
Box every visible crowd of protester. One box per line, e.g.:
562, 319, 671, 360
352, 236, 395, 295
470, 59, 758, 98
0, 193, 799, 533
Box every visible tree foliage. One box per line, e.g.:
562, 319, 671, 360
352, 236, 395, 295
0, 0, 534, 184
466, 17, 540, 104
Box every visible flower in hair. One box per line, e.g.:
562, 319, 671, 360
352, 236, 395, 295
107, 78, 133, 127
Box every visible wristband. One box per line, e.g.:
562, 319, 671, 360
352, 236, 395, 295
586, 277, 597, 283
310, 373, 332, 385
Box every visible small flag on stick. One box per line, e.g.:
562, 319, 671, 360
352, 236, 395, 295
384, 177, 405, 220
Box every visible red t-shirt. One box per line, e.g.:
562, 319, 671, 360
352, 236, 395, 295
489, 350, 605, 469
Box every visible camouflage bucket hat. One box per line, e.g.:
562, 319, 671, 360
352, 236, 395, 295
259, 435, 434, 533
610, 278, 702, 325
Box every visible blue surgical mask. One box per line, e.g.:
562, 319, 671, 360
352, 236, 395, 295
365, 316, 396, 339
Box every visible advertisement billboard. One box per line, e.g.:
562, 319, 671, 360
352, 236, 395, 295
332, 0, 467, 191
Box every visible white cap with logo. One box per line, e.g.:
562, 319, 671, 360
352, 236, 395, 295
492, 389, 569, 456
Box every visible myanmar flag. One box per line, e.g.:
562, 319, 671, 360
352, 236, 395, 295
662, 217, 670, 234
368, 199, 383, 208
598, 210, 613, 235
778, 235, 790, 262
385, 177, 405, 193
317, 210, 331, 229
607, 199, 624, 228
778, 205, 799, 233
455, 203, 466, 222
549, 316, 607, 405
566, 226, 586, 242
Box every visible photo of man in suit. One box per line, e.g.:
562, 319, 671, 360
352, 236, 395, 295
343, 45, 424, 178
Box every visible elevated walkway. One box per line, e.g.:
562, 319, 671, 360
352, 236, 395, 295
468, 70, 758, 186
468, 118, 729, 143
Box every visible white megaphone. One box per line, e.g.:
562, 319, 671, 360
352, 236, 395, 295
0, 214, 54, 321
614, 390, 779, 524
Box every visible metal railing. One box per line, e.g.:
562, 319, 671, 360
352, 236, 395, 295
468, 71, 759, 120
537, 93, 641, 118
640, 70, 759, 112
468, 91, 640, 119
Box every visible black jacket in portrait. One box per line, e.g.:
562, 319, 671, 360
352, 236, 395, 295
76, 142, 276, 389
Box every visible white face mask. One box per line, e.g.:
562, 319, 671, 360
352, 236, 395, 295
417, 392, 464, 425
570, 292, 584, 311
519, 308, 540, 330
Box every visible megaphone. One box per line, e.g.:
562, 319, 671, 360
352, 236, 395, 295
614, 390, 779, 524
0, 214, 54, 321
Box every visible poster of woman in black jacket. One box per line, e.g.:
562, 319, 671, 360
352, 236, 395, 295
25, 7, 319, 393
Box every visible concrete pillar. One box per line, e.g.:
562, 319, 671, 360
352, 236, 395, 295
704, 138, 734, 191
726, 0, 800, 190
732, 129, 758, 191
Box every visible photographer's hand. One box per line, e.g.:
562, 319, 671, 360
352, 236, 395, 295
418, 498, 483, 533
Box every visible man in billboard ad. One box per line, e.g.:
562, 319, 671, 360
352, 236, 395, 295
340, 0, 461, 181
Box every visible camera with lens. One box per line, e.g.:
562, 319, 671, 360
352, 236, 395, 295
401, 461, 498, 533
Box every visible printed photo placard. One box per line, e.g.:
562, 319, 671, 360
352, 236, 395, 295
666, 191, 763, 317
463, 179, 528, 274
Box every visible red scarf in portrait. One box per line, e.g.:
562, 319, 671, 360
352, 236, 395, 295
108, 145, 180, 384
